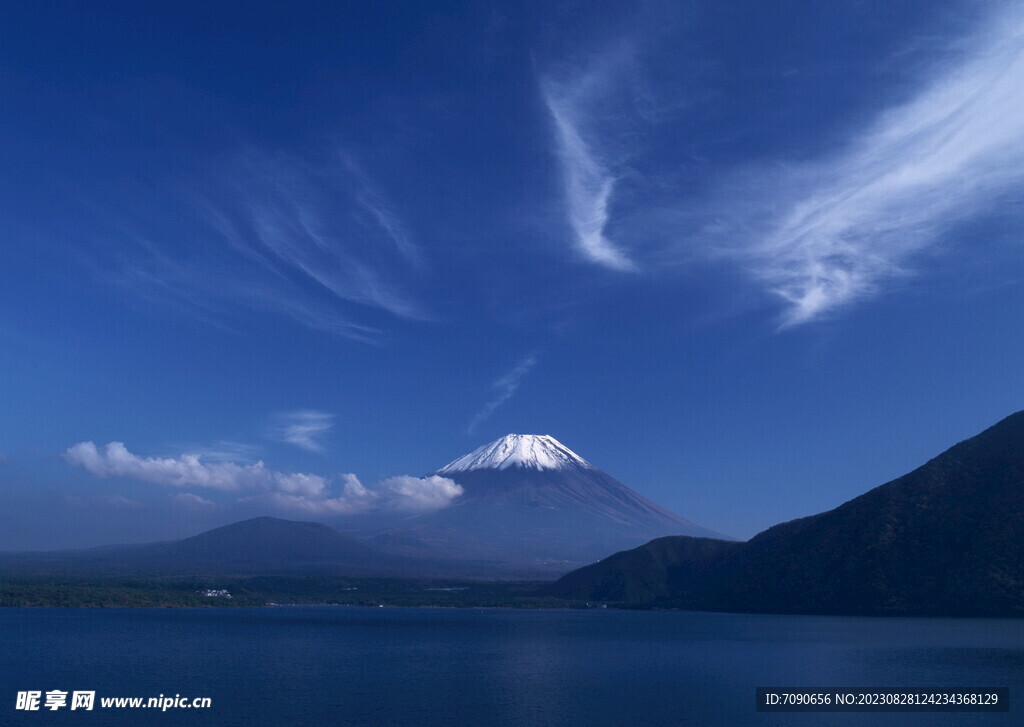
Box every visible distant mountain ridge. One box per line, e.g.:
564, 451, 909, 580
0, 434, 716, 579
0, 516, 565, 580
135, 517, 386, 570
0, 517, 419, 576
366, 434, 727, 570
547, 411, 1024, 616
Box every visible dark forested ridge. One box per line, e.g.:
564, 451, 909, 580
546, 411, 1024, 616
546, 536, 742, 604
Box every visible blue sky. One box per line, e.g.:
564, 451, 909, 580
3, 0, 1024, 548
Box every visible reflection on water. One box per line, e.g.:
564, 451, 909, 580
1, 607, 1021, 726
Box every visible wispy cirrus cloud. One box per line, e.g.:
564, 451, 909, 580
65, 494, 143, 509
542, 54, 637, 272
105, 148, 427, 342
270, 410, 335, 453
714, 3, 1024, 325
168, 492, 219, 510
338, 152, 424, 270
468, 354, 539, 434
537, 4, 1024, 327
227, 151, 426, 320
64, 441, 463, 515
109, 245, 382, 342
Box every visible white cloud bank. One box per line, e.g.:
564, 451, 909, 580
254, 474, 464, 515
729, 3, 1024, 325
65, 441, 327, 496
64, 441, 462, 515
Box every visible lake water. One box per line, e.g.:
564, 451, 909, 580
2, 606, 1021, 726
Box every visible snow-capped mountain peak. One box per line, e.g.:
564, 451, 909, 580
437, 434, 594, 473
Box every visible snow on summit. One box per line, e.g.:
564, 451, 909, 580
437, 434, 594, 473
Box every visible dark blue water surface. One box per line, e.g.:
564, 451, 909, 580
1, 606, 1022, 726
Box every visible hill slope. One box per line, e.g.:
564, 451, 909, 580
547, 412, 1024, 616
0, 517, 420, 576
